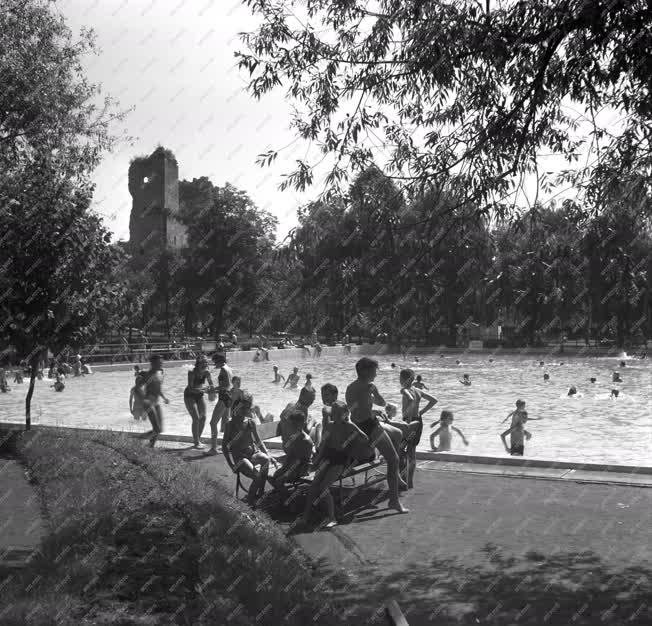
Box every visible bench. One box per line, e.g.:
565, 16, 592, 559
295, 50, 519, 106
225, 420, 389, 508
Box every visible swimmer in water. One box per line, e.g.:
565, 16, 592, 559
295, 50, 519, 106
543, 373, 550, 381
413, 375, 428, 390
539, 361, 544, 367
619, 360, 626, 368
590, 377, 596, 383
612, 372, 622, 383
460, 374, 471, 386
489, 358, 494, 363
391, 363, 396, 368
502, 399, 527, 426
414, 357, 420, 363
283, 367, 300, 389
610, 389, 620, 398
272, 365, 285, 384
430, 411, 468, 451
567, 386, 578, 396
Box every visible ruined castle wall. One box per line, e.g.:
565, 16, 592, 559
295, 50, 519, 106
128, 147, 187, 256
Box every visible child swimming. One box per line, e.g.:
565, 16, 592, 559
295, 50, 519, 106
272, 365, 285, 383
430, 411, 468, 451
413, 375, 428, 390
460, 374, 471, 386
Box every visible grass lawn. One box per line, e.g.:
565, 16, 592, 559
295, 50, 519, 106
0, 428, 346, 625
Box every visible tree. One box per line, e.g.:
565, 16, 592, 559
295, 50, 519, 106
0, 0, 124, 428
177, 180, 278, 338
238, 0, 652, 219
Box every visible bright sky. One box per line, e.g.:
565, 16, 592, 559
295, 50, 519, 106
58, 0, 613, 245
59, 0, 314, 244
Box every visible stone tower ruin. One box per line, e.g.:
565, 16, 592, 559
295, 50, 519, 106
128, 146, 187, 256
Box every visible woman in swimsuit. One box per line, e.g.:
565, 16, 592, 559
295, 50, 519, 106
184, 356, 214, 448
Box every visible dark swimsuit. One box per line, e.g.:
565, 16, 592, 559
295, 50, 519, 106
184, 371, 209, 399
323, 447, 350, 466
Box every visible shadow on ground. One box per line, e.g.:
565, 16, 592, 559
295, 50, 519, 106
256, 484, 652, 625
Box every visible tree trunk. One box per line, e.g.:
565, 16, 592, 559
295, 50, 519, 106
25, 354, 39, 430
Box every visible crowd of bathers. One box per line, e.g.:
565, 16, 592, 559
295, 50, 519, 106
128, 353, 449, 525
125, 350, 645, 527
0, 356, 92, 393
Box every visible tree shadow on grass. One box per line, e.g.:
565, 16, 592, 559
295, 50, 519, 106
321, 543, 652, 625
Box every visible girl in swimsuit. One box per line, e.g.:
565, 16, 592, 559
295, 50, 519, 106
400, 368, 437, 488
222, 391, 275, 504
184, 356, 214, 448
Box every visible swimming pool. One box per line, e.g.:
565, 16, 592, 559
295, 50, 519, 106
1, 352, 650, 466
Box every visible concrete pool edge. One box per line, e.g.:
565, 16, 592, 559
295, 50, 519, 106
86, 342, 642, 371
2, 422, 651, 482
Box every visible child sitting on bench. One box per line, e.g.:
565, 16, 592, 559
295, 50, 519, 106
298, 401, 369, 529
222, 391, 277, 505
270, 408, 314, 500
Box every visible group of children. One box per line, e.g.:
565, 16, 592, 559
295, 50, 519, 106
221, 357, 438, 524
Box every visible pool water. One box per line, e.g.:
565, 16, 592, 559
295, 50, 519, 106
1, 353, 650, 466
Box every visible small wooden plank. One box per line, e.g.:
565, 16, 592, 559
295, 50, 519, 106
386, 600, 409, 626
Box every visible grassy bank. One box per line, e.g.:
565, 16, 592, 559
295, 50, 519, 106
0, 428, 345, 625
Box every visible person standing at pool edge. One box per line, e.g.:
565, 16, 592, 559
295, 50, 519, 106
184, 356, 214, 449
143, 355, 170, 448
345, 357, 408, 514
208, 353, 233, 455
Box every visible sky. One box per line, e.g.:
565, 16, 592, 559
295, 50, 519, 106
59, 0, 316, 244
58, 0, 612, 245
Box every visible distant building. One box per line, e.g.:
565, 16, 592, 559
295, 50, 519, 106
128, 146, 187, 256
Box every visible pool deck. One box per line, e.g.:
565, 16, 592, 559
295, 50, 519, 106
2, 422, 651, 486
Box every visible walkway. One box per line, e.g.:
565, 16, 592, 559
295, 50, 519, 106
153, 438, 652, 623
0, 455, 46, 573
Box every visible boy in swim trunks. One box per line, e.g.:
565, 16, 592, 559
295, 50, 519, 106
430, 411, 468, 451
345, 358, 408, 513
270, 408, 314, 499
208, 353, 233, 454
502, 399, 526, 425
222, 391, 276, 505
400, 368, 437, 488
500, 410, 537, 456
298, 401, 369, 529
